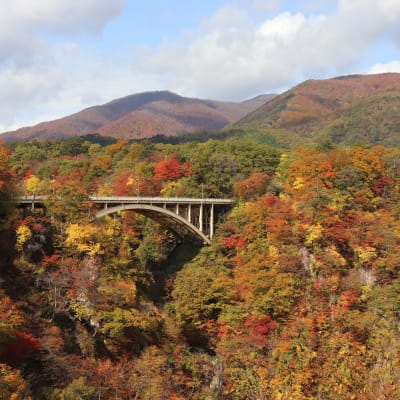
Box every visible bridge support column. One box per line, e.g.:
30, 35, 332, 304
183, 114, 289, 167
175, 203, 180, 215
31, 194, 36, 211
199, 203, 203, 232
188, 204, 191, 223
210, 204, 214, 239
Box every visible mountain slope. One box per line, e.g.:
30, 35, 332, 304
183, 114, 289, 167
234, 73, 400, 146
0, 91, 275, 142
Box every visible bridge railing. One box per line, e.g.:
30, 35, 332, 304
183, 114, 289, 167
16, 195, 234, 205
88, 196, 234, 205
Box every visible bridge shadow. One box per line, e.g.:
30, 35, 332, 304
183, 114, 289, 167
149, 240, 202, 301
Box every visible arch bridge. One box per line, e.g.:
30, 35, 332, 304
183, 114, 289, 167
18, 195, 234, 245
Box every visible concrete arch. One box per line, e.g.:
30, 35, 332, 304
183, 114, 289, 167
95, 204, 211, 245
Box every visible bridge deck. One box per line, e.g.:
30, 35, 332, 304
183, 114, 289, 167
17, 195, 234, 206
89, 196, 234, 205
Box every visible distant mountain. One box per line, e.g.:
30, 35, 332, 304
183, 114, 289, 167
0, 91, 276, 142
234, 73, 400, 147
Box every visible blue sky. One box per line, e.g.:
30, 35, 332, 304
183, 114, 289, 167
0, 0, 400, 133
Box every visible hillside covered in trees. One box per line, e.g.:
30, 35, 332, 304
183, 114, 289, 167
235, 73, 400, 147
0, 92, 275, 142
1, 132, 400, 399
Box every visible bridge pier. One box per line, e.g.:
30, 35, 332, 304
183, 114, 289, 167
210, 204, 214, 239
199, 203, 203, 233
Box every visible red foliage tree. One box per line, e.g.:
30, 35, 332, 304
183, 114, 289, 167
112, 170, 132, 196
1, 331, 39, 365
243, 313, 277, 347
154, 156, 192, 182
234, 172, 271, 200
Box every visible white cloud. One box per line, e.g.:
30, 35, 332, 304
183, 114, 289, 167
0, 1, 127, 34
137, 0, 400, 101
0, 0, 128, 131
0, 61, 64, 127
0, 0, 127, 64
0, 41, 162, 132
368, 61, 400, 74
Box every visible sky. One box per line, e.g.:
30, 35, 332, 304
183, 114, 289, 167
0, 0, 400, 133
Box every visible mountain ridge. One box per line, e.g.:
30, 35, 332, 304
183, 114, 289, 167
0, 91, 276, 142
234, 73, 400, 146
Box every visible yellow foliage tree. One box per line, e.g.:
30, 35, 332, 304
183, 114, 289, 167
105, 140, 128, 155
354, 246, 377, 267
351, 146, 385, 184
16, 225, 32, 251
305, 223, 323, 247
24, 175, 42, 195
160, 181, 185, 197
65, 223, 104, 257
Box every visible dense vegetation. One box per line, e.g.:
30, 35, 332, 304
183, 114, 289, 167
1, 133, 400, 399
235, 73, 400, 147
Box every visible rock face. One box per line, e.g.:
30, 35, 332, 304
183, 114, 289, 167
0, 91, 276, 142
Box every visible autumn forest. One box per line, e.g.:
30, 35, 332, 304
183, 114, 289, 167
2, 75, 400, 399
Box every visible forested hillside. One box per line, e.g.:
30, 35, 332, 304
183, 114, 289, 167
1, 134, 400, 399
235, 73, 400, 147
0, 92, 275, 142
